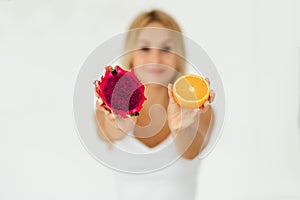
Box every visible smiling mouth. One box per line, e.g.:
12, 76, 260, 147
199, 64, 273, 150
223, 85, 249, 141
147, 69, 166, 74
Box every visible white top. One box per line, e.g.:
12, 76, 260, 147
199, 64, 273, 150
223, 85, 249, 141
111, 131, 210, 200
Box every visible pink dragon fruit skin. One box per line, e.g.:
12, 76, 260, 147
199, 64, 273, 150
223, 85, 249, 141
94, 65, 146, 118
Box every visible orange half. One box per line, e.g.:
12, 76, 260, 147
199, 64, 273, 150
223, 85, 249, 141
173, 74, 210, 108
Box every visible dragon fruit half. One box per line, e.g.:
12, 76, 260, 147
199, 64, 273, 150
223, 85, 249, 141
94, 65, 146, 118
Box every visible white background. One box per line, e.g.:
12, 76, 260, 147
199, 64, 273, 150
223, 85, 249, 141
1, 0, 300, 199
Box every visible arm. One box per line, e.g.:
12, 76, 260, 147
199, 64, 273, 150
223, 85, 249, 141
172, 106, 213, 160
167, 83, 215, 160
94, 99, 137, 146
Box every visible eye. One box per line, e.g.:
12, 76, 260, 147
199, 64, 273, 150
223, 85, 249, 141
140, 47, 150, 51
162, 46, 171, 52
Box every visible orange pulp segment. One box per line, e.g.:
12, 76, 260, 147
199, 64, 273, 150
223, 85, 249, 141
173, 74, 210, 108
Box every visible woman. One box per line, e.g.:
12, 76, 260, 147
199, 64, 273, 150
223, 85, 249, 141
95, 9, 215, 200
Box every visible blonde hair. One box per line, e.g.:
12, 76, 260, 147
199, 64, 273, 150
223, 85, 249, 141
121, 9, 186, 75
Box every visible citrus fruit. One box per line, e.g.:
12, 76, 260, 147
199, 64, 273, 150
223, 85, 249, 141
173, 74, 210, 108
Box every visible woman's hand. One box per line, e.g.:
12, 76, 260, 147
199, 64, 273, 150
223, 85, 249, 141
167, 78, 215, 135
167, 78, 215, 159
95, 97, 137, 144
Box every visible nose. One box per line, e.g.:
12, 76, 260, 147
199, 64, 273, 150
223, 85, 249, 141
148, 48, 161, 64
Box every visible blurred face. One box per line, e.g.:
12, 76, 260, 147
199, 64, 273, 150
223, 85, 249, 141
131, 22, 180, 86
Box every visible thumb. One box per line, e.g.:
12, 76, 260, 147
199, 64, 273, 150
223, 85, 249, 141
168, 83, 176, 104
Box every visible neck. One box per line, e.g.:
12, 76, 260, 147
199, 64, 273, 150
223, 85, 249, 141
144, 84, 169, 106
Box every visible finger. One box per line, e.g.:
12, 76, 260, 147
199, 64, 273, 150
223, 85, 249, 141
108, 113, 117, 121
95, 101, 112, 117
95, 97, 104, 110
94, 89, 101, 99
96, 106, 115, 126
193, 107, 201, 116
205, 77, 210, 86
94, 91, 99, 98
200, 101, 210, 113
95, 101, 101, 110
200, 106, 209, 113
95, 101, 106, 111
97, 97, 103, 105
209, 90, 215, 103
107, 113, 116, 122
168, 83, 177, 104
94, 81, 101, 98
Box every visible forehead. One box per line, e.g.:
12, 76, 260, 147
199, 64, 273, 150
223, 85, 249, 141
136, 28, 173, 45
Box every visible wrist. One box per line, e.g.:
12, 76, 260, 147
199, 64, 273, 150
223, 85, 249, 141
171, 122, 198, 138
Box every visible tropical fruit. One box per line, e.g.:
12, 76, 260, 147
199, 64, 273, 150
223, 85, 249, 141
173, 74, 210, 108
94, 65, 146, 118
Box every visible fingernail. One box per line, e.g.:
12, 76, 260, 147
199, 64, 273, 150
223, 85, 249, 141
97, 98, 103, 104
